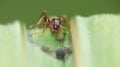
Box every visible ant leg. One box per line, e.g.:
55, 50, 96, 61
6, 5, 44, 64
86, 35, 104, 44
65, 54, 69, 59
60, 25, 70, 33
30, 11, 47, 35
29, 24, 36, 29
29, 11, 47, 29
60, 15, 70, 31
37, 11, 47, 26
60, 15, 67, 24
43, 24, 46, 33
40, 23, 47, 36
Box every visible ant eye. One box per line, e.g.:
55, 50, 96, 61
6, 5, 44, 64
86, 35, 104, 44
55, 47, 66, 59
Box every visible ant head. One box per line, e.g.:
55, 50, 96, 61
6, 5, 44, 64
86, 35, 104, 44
51, 19, 61, 33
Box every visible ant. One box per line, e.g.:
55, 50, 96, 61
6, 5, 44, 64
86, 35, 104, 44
41, 46, 72, 59
29, 10, 68, 35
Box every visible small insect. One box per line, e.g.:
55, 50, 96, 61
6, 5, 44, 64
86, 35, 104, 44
55, 34, 64, 41
55, 47, 67, 59
41, 46, 72, 59
29, 10, 67, 35
41, 45, 50, 52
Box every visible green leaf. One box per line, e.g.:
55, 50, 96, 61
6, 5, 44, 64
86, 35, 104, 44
1, 14, 120, 67
71, 14, 120, 67
0, 21, 73, 67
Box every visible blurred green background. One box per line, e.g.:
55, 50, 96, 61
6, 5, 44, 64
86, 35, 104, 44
0, 0, 120, 25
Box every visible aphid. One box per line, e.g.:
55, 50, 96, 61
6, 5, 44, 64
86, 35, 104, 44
56, 34, 64, 41
41, 46, 72, 59
41, 45, 53, 55
29, 10, 67, 35
55, 47, 72, 59
41, 45, 50, 52
55, 47, 67, 59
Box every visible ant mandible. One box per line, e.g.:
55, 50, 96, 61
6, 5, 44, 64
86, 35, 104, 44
29, 10, 67, 35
